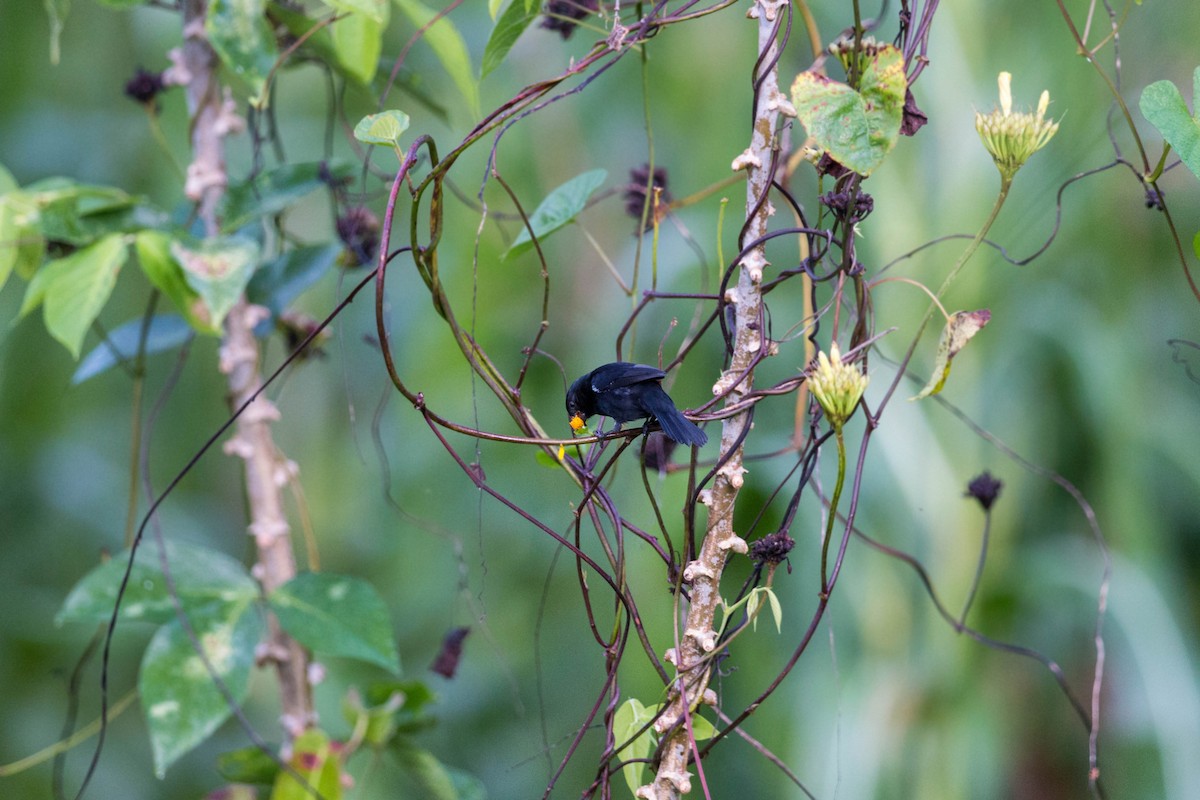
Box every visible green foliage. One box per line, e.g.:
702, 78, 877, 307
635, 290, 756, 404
140, 598, 264, 777
221, 161, 354, 232
323, 0, 388, 24
206, 0, 279, 106
269, 729, 344, 800
72, 314, 193, 384
268, 572, 402, 673
170, 236, 259, 329
393, 0, 480, 119
18, 234, 129, 358
1140, 66, 1200, 181
331, 8, 387, 86
353, 110, 412, 150
614, 698, 656, 796
57, 539, 258, 625
504, 169, 607, 260
791, 43, 907, 176
482, 0, 539, 79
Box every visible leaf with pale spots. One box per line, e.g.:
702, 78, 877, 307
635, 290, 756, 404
140, 599, 263, 777
57, 539, 257, 626
170, 236, 259, 329
269, 572, 401, 673
912, 309, 992, 400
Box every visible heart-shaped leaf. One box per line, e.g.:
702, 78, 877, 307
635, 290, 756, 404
1140, 66, 1200, 181
791, 44, 907, 176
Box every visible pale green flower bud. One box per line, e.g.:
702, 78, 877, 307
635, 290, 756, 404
975, 71, 1060, 181
809, 342, 869, 429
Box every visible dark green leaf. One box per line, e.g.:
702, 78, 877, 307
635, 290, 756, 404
482, 0, 538, 79
141, 599, 263, 777
57, 539, 257, 625
1140, 67, 1200, 181
504, 169, 607, 260
247, 243, 341, 318
791, 44, 907, 176
221, 161, 353, 232
72, 314, 193, 384
269, 572, 401, 673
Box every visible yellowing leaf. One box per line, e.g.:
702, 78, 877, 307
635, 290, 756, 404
791, 44, 907, 176
912, 309, 992, 400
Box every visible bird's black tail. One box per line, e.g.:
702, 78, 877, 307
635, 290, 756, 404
644, 389, 707, 446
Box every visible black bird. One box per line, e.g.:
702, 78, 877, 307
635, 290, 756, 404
566, 362, 707, 446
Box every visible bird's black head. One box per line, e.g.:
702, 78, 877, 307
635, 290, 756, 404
565, 374, 595, 432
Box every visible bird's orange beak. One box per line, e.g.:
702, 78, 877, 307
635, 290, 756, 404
569, 414, 586, 433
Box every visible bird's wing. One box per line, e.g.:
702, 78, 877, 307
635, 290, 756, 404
590, 362, 667, 391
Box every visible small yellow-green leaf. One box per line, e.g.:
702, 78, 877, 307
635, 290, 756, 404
791, 44, 907, 176
270, 729, 343, 800
136, 231, 213, 332
912, 309, 992, 400
354, 110, 412, 148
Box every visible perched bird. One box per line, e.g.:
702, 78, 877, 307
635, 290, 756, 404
566, 362, 707, 446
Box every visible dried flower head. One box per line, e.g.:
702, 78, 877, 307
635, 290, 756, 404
124, 67, 166, 108
965, 471, 1003, 510
750, 530, 795, 565
541, 0, 599, 40
623, 163, 670, 230
809, 342, 869, 429
975, 72, 1060, 181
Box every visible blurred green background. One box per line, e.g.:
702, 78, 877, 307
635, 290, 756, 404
2, 1, 1199, 798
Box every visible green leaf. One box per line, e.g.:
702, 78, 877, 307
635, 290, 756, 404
247, 243, 342, 318
217, 745, 281, 785
206, 0, 279, 105
504, 168, 607, 260
269, 572, 401, 673
911, 309, 992, 400
1140, 67, 1200, 181
324, 0, 387, 23
57, 539, 258, 626
222, 161, 354, 232
688, 712, 716, 741
72, 314, 193, 384
791, 44, 907, 176
141, 599, 264, 777
25, 234, 129, 358
353, 110, 412, 148
392, 739, 459, 800
171, 236, 260, 329
614, 698, 656, 796
332, 9, 386, 85
393, 0, 480, 119
481, 0, 538, 79
1193, 230, 1200, 260
270, 729, 343, 800
135, 231, 213, 332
